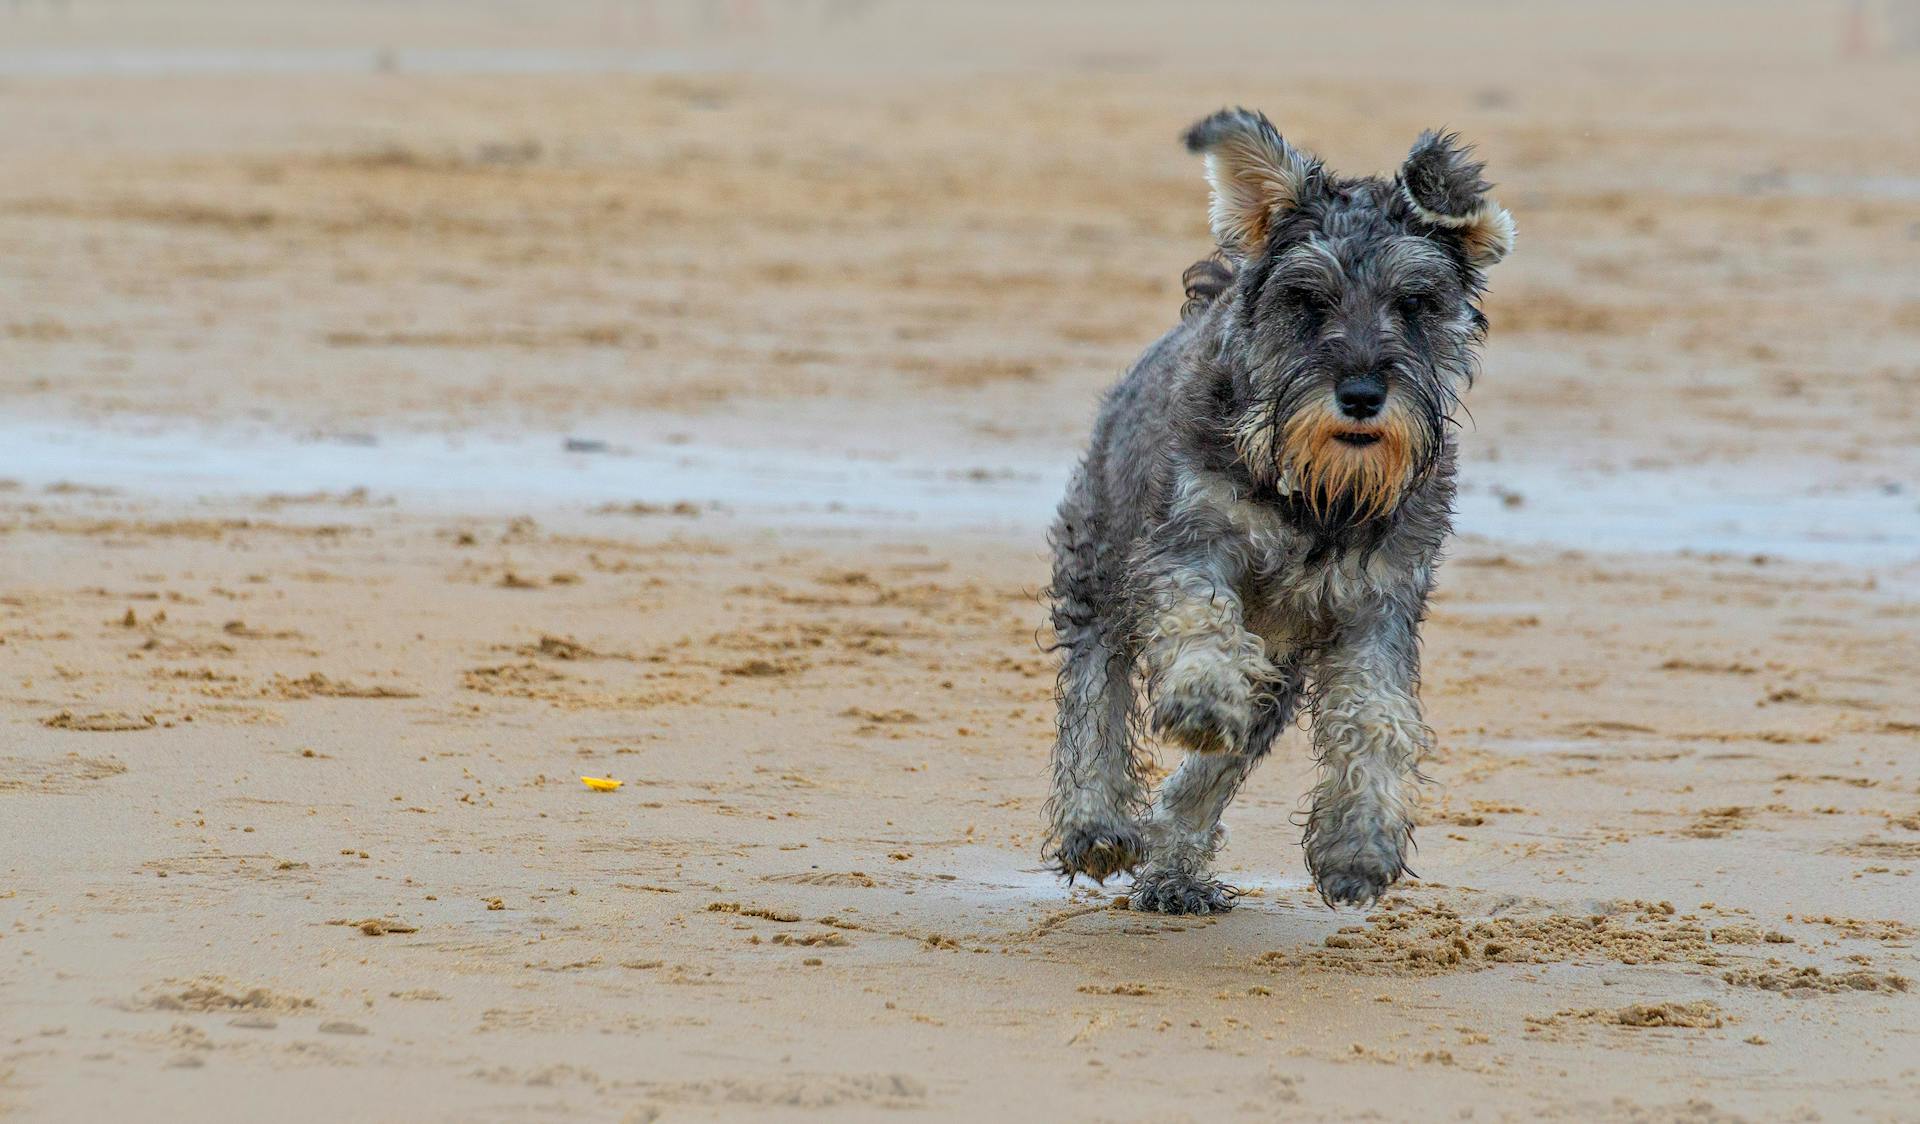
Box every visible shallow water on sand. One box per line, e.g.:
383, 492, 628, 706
5, 418, 1915, 573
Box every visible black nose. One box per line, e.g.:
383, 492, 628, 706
1336, 375, 1387, 420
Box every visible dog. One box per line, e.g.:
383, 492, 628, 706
1044, 108, 1513, 913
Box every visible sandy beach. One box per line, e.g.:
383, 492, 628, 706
1, 2, 1917, 1120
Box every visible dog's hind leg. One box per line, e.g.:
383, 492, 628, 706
1131, 663, 1303, 914
1044, 481, 1146, 883
1046, 629, 1145, 882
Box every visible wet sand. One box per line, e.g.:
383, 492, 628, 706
1, 3, 1917, 1121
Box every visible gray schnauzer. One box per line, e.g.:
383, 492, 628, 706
1044, 109, 1513, 913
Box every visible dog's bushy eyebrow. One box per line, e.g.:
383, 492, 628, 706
1267, 234, 1454, 295
1369, 237, 1457, 290
1266, 240, 1343, 287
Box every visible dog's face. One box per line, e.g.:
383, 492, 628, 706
1186, 110, 1513, 521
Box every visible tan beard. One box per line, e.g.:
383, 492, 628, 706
1275, 401, 1423, 521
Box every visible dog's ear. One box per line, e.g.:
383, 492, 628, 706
1400, 130, 1514, 268
1183, 108, 1321, 261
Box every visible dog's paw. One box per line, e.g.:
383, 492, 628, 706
1150, 692, 1248, 755
1129, 868, 1239, 915
1049, 822, 1147, 884
1312, 862, 1400, 908
1305, 829, 1408, 908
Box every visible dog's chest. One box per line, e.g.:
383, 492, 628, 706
1243, 559, 1374, 647
1186, 470, 1427, 648
1237, 519, 1411, 648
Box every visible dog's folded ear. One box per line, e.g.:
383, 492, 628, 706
1183, 108, 1321, 261
1399, 130, 1515, 268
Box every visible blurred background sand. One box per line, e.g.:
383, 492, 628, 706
0, 3, 1916, 1121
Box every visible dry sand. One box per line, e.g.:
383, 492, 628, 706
1, 2, 1917, 1120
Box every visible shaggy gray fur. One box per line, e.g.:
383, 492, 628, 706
1044, 109, 1512, 913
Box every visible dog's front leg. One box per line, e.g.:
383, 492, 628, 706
1303, 610, 1428, 907
1140, 553, 1269, 756
1132, 662, 1303, 915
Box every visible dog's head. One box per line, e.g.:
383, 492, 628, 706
1184, 108, 1512, 522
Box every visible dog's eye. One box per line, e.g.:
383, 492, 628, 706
1284, 286, 1333, 315
1397, 292, 1438, 319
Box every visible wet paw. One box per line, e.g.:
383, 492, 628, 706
1150, 692, 1248, 755
1305, 834, 1407, 908
1129, 869, 1239, 915
1313, 864, 1398, 908
1050, 822, 1146, 883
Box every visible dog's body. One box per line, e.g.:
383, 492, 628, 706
1045, 110, 1513, 913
